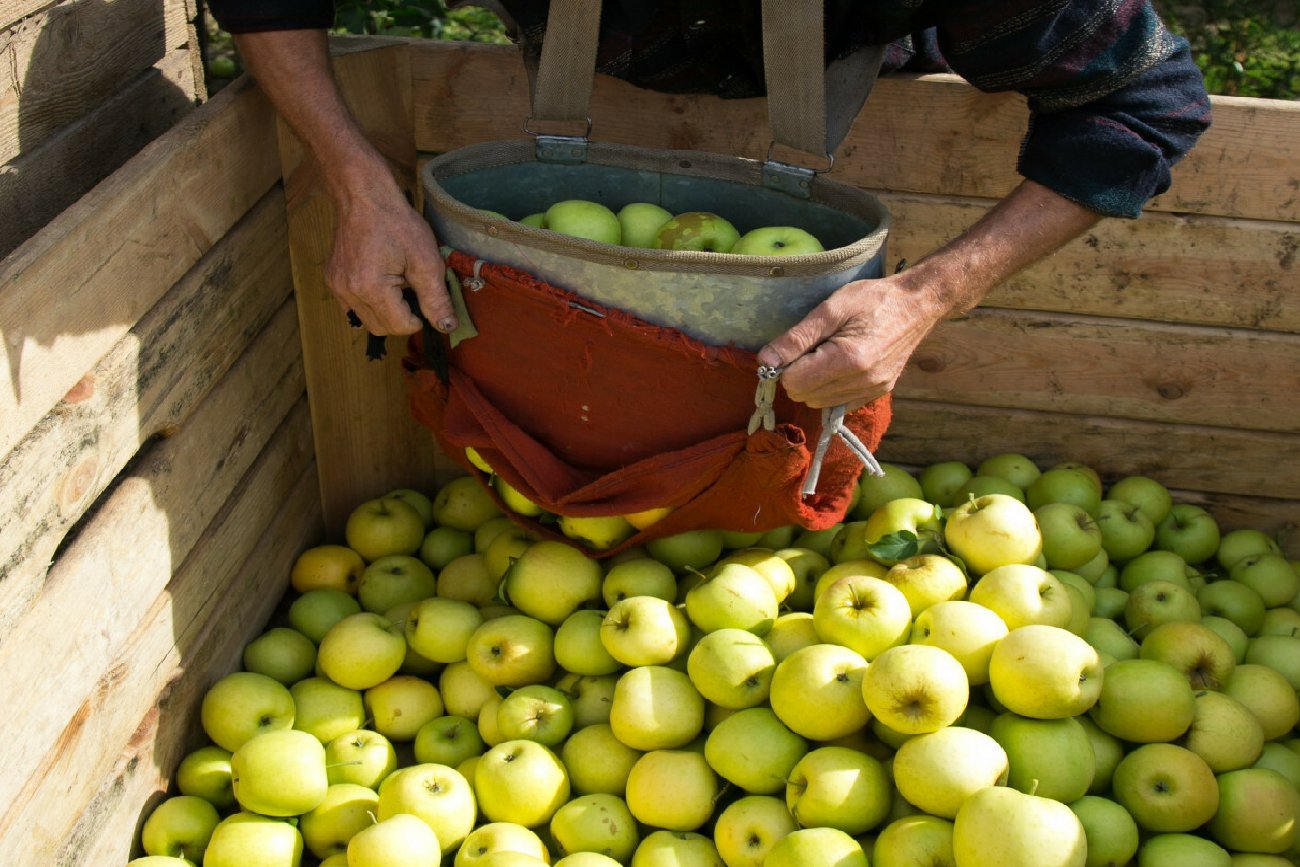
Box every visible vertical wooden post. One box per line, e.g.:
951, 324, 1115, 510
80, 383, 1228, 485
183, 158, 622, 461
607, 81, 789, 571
278, 39, 451, 538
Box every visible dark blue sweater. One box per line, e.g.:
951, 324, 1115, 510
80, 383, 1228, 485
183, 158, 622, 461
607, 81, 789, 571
209, 0, 1212, 218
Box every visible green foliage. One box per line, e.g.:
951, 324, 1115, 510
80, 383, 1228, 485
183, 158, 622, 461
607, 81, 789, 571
331, 1, 509, 43
1158, 1, 1300, 99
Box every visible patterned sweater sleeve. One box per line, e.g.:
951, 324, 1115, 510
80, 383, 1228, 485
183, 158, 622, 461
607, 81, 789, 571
934, 0, 1212, 218
207, 0, 334, 33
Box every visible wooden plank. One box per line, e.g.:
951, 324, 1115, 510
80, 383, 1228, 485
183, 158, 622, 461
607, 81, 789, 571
883, 193, 1300, 334
407, 41, 1300, 223
282, 41, 445, 540
0, 299, 305, 838
896, 309, 1300, 434
0, 0, 194, 162
7, 412, 319, 867
0, 189, 291, 639
879, 398, 1300, 504
0, 0, 54, 32
0, 74, 279, 461
0, 47, 198, 258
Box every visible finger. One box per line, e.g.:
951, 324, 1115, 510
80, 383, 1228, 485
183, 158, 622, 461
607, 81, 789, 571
756, 298, 849, 370
406, 245, 456, 333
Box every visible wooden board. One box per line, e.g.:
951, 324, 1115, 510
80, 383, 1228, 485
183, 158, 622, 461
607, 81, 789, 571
408, 41, 1300, 223
281, 41, 446, 539
0, 189, 291, 639
0, 75, 279, 462
0, 300, 305, 841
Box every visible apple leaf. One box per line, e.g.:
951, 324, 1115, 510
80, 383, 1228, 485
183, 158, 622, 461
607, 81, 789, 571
868, 531, 922, 562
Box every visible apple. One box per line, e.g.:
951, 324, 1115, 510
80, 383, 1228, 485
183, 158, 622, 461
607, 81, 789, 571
1035, 502, 1103, 571
1119, 549, 1195, 592
546, 199, 623, 244
325, 728, 398, 789
1155, 503, 1221, 565
1083, 616, 1140, 661
475, 739, 570, 827
412, 714, 484, 768
1090, 657, 1196, 743
231, 729, 329, 817
502, 540, 603, 625
548, 793, 639, 862
1259, 606, 1300, 635
495, 684, 574, 746
439, 660, 496, 719
519, 212, 547, 228
783, 745, 890, 837
890, 726, 1008, 819
600, 595, 691, 666
1074, 547, 1112, 583
860, 643, 969, 734
1069, 795, 1139, 867
712, 794, 797, 867
626, 749, 719, 831
560, 514, 638, 551
812, 573, 912, 659
1253, 742, 1300, 792
1138, 833, 1232, 867
764, 611, 820, 661
952, 785, 1086, 867
686, 627, 776, 709
909, 599, 1008, 686
811, 559, 891, 604
239, 626, 317, 687
297, 782, 379, 860
609, 665, 704, 750
1198, 579, 1268, 635
1245, 634, 1300, 689
645, 529, 725, 573
684, 562, 779, 635
1209, 767, 1300, 854
880, 554, 967, 616
1111, 742, 1219, 832
1202, 614, 1251, 662
944, 494, 1043, 576
975, 452, 1041, 489
376, 763, 476, 853
615, 202, 675, 249
776, 549, 832, 611
175, 744, 235, 810
764, 827, 866, 867
1078, 716, 1125, 795
454, 822, 550, 866
346, 495, 427, 561
364, 675, 444, 741
602, 558, 677, 605
347, 813, 441, 866
988, 624, 1103, 719
465, 613, 557, 688
990, 713, 1096, 803
494, 476, 547, 519
852, 463, 925, 519
436, 553, 499, 608
860, 497, 944, 564
1221, 663, 1300, 741
1140, 619, 1237, 689
292, 544, 365, 595
203, 812, 304, 867
631, 829, 725, 866
653, 211, 740, 252
914, 460, 971, 508
954, 474, 1027, 504
1230, 553, 1299, 608
555, 672, 620, 728
1107, 475, 1173, 525
140, 794, 220, 862
730, 225, 825, 256
717, 548, 798, 604
1218, 528, 1283, 570
200, 670, 296, 752
316, 611, 407, 690
703, 706, 807, 795
1094, 498, 1156, 562
768, 643, 871, 741
1124, 578, 1202, 640
1091, 586, 1129, 620
405, 596, 485, 664
560, 723, 642, 796
289, 588, 363, 644
291, 676, 365, 744
967, 563, 1072, 630
870, 815, 954, 867
553, 609, 621, 676
420, 525, 474, 571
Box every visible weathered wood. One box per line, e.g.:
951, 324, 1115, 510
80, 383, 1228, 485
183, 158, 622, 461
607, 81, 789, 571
0, 0, 54, 32
0, 0, 194, 163
17, 416, 319, 867
0, 300, 305, 839
0, 48, 198, 258
897, 309, 1300, 434
0, 75, 279, 461
282, 42, 445, 539
880, 398, 1300, 504
883, 194, 1300, 334
0, 189, 291, 638
408, 41, 1300, 223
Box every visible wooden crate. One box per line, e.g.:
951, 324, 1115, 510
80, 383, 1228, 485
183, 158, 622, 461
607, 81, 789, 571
0, 35, 1296, 864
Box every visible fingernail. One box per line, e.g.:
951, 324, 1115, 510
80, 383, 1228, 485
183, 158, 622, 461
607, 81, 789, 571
436, 317, 458, 333
756, 348, 780, 367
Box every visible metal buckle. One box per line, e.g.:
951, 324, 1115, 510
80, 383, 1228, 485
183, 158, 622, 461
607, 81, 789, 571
523, 116, 592, 165
761, 143, 834, 199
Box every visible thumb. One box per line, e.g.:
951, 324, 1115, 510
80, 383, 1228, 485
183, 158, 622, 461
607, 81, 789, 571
756, 299, 848, 370
407, 246, 456, 332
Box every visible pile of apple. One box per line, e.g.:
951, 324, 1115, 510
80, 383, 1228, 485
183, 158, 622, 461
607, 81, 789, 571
489, 199, 826, 256
128, 453, 1300, 867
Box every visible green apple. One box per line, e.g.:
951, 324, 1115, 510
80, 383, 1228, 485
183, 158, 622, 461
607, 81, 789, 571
609, 665, 704, 750
297, 782, 379, 860
860, 643, 969, 734
988, 624, 1103, 719
1139, 833, 1232, 867
625, 749, 719, 831
852, 463, 925, 519
325, 728, 398, 789
1119, 549, 1196, 592
413, 714, 484, 767
952, 785, 1086, 867
990, 713, 1096, 803
785, 746, 890, 836
703, 707, 807, 795
419, 525, 474, 571
555, 672, 620, 729
465, 614, 557, 688
548, 793, 639, 862
1230, 553, 1299, 608
968, 563, 1072, 630
431, 475, 502, 531
764, 611, 820, 661
1070, 795, 1139, 867
1253, 742, 1300, 790
1083, 616, 1140, 661
240, 626, 318, 685
684, 562, 779, 635
1245, 634, 1300, 689
1154, 503, 1221, 566
616, 202, 674, 248
1202, 614, 1251, 661
811, 559, 891, 604
316, 611, 407, 690
1107, 475, 1174, 526
440, 660, 496, 719
1198, 579, 1268, 635
1026, 467, 1102, 516
1091, 585, 1129, 620
364, 674, 444, 741
600, 595, 690, 666
1094, 498, 1156, 562
645, 529, 725, 573
1217, 528, 1283, 571
1078, 716, 1125, 795
346, 495, 426, 561
881, 554, 967, 616
919, 460, 974, 508
200, 670, 295, 752
1035, 502, 1103, 571
718, 548, 799, 604
954, 474, 1027, 504
813, 573, 912, 659
454, 821, 549, 866
560, 723, 642, 796
203, 812, 304, 867
1112, 742, 1219, 832
476, 740, 570, 827
764, 827, 866, 867
686, 627, 776, 709
504, 540, 603, 626
861, 497, 944, 565
976, 452, 1042, 490
1140, 619, 1237, 689
494, 475, 547, 519
385, 486, 435, 528
1259, 605, 1300, 635
291, 676, 365, 744
909, 599, 1008, 685
652, 211, 740, 252
1124, 578, 1202, 640
347, 813, 441, 866
602, 558, 677, 605
890, 725, 1008, 819
140, 794, 220, 862
630, 829, 724, 866
1074, 547, 1112, 584
496, 684, 574, 746
712, 794, 796, 867
125, 858, 198, 867
436, 553, 499, 607
730, 225, 825, 256
546, 199, 623, 245
376, 762, 476, 853
231, 729, 329, 817
553, 609, 621, 676
519, 212, 548, 228
404, 596, 484, 663
767, 643, 870, 741
175, 744, 235, 810
1209, 767, 1300, 854
871, 814, 954, 867
1222, 663, 1300, 741
560, 514, 637, 551
944, 494, 1043, 576
1090, 657, 1196, 742
776, 548, 831, 611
